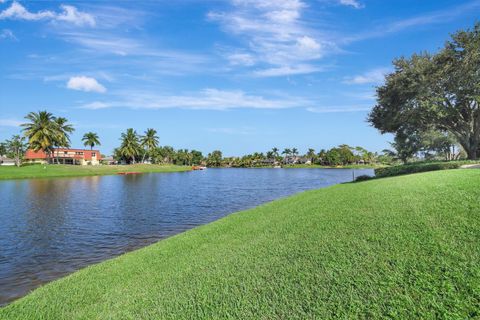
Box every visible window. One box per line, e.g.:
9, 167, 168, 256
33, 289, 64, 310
75, 152, 84, 155
92, 153, 96, 157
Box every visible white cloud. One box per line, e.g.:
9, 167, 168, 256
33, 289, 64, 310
0, 1, 95, 27
208, 0, 333, 76
254, 64, 322, 77
0, 119, 22, 127
344, 68, 390, 85
67, 76, 106, 93
80, 88, 312, 111
339, 0, 364, 9
0, 29, 16, 40
227, 53, 256, 66
56, 5, 95, 27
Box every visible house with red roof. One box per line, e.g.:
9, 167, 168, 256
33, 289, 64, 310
24, 148, 102, 165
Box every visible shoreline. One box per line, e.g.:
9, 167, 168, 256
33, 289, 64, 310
0, 164, 192, 181
1, 170, 478, 318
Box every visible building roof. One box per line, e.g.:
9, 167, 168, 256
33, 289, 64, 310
25, 148, 102, 161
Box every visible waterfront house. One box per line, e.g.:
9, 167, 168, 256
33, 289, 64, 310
0, 156, 15, 166
24, 148, 102, 165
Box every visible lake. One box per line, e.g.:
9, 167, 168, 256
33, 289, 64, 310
0, 168, 373, 306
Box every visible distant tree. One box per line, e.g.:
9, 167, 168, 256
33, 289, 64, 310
271, 147, 279, 158
6, 135, 27, 167
337, 145, 355, 164
206, 150, 222, 167
291, 148, 298, 157
82, 132, 101, 150
306, 148, 316, 164
266, 151, 274, 160
119, 128, 141, 164
140, 128, 159, 163
0, 142, 6, 156
369, 23, 480, 159
324, 148, 342, 166
282, 148, 291, 164
190, 150, 204, 165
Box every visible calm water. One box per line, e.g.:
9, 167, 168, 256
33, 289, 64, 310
0, 168, 373, 306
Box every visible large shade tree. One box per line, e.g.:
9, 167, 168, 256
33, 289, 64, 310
369, 23, 480, 159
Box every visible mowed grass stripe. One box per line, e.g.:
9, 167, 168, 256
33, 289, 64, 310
1, 170, 479, 319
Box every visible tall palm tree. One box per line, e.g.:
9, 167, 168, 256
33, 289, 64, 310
82, 132, 101, 150
140, 128, 159, 163
119, 128, 141, 164
291, 148, 298, 157
282, 148, 291, 164
306, 148, 316, 164
53, 117, 74, 164
271, 147, 279, 158
21, 111, 58, 164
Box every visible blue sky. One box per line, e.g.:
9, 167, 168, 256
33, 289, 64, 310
1, 0, 479, 156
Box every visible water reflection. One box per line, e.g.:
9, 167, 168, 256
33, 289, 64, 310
0, 168, 373, 305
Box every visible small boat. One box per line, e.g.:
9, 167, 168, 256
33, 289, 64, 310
192, 166, 207, 170
273, 165, 282, 169
117, 172, 142, 175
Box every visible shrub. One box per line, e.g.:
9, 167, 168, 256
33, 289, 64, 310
354, 175, 374, 182
374, 160, 477, 178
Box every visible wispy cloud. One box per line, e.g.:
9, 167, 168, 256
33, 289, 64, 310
339, 0, 364, 9
0, 118, 22, 127
344, 1, 480, 42
80, 88, 313, 111
67, 76, 106, 93
344, 67, 390, 85
306, 106, 370, 113
254, 64, 323, 77
0, 28, 16, 40
0, 1, 95, 27
208, 0, 334, 77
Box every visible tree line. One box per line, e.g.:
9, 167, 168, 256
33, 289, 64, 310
369, 22, 480, 162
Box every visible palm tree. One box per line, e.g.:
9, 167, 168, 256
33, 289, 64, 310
53, 117, 74, 164
21, 111, 58, 164
271, 147, 279, 157
82, 132, 101, 150
140, 128, 159, 163
306, 148, 316, 164
282, 148, 291, 164
119, 128, 141, 164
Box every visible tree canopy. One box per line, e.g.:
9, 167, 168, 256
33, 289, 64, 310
369, 23, 480, 159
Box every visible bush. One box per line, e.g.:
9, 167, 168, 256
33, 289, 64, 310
354, 175, 374, 182
374, 160, 477, 178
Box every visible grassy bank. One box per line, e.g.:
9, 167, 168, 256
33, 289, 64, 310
0, 164, 191, 180
2, 170, 480, 319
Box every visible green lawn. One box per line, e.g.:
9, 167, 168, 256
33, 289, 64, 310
1, 170, 479, 319
0, 164, 191, 180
